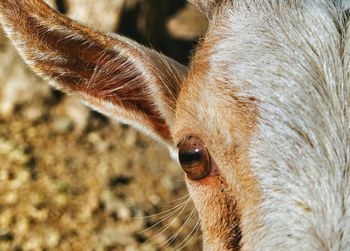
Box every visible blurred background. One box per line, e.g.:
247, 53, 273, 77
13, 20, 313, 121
0, 0, 208, 250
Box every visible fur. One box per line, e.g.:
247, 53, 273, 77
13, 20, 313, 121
199, 1, 350, 249
1, 0, 350, 250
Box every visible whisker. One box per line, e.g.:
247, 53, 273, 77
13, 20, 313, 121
139, 197, 191, 234
160, 207, 196, 247
146, 197, 191, 242
134, 197, 190, 222
167, 193, 191, 204
176, 218, 201, 250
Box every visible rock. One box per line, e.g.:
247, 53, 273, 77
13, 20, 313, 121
28, 206, 49, 222
101, 190, 130, 216
67, 0, 128, 31
138, 243, 159, 251
45, 229, 61, 249
4, 192, 18, 205
0, 137, 31, 165
9, 169, 30, 190
23, 236, 43, 251
149, 194, 161, 206
0, 58, 51, 118
125, 129, 138, 147
161, 176, 177, 192
54, 180, 71, 193
0, 1, 201, 250
14, 216, 29, 237
99, 228, 136, 247
0, 210, 13, 229
87, 132, 111, 152
125, 246, 139, 251
167, 3, 208, 41
62, 97, 90, 134
118, 204, 132, 220
0, 168, 9, 181
0, 230, 13, 241
54, 194, 68, 206
22, 104, 46, 122
52, 117, 74, 134
78, 191, 99, 221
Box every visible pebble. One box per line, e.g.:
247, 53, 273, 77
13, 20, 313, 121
0, 210, 13, 228
23, 236, 43, 251
0, 169, 9, 181
87, 132, 110, 152
151, 233, 169, 247
79, 191, 99, 221
118, 205, 131, 220
101, 190, 133, 220
0, 137, 31, 165
54, 180, 71, 193
99, 228, 136, 247
125, 246, 139, 251
161, 176, 177, 192
14, 217, 29, 237
4, 192, 18, 205
125, 129, 138, 147
45, 230, 60, 248
0, 2, 200, 250
29, 192, 43, 205
22, 104, 45, 122
149, 194, 161, 206
28, 207, 48, 222
63, 97, 90, 134
9, 169, 30, 189
166, 3, 207, 40
52, 117, 74, 134
139, 243, 159, 251
54, 194, 68, 206
0, 230, 13, 241
101, 190, 118, 211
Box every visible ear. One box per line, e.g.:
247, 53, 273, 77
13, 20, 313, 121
189, 0, 222, 16
0, 0, 187, 146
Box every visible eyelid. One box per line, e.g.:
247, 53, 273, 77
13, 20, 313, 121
177, 135, 212, 180
176, 133, 208, 148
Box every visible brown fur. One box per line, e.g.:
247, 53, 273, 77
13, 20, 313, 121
0, 0, 187, 144
171, 30, 261, 248
0, 0, 304, 249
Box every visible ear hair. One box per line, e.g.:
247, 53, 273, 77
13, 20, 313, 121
189, 0, 225, 17
0, 0, 187, 145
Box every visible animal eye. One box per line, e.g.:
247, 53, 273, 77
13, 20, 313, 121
177, 136, 211, 180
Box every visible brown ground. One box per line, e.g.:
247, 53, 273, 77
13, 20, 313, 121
0, 1, 207, 250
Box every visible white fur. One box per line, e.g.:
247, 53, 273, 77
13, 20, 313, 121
206, 1, 350, 249
2, 0, 350, 249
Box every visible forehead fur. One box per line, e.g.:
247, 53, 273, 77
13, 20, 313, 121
216, 1, 349, 249
178, 0, 350, 249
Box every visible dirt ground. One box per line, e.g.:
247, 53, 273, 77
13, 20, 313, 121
0, 1, 207, 250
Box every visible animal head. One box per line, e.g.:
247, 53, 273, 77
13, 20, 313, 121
1, 0, 349, 250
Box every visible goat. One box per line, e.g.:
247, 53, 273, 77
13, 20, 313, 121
1, 0, 349, 250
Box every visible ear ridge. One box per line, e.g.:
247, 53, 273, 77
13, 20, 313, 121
189, 0, 224, 17
0, 0, 187, 145
146, 50, 187, 125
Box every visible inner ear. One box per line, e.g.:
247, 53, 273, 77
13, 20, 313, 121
0, 0, 187, 146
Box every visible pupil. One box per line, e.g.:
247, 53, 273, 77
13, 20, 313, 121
179, 149, 202, 166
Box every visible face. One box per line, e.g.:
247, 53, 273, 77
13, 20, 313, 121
172, 34, 261, 249
1, 0, 350, 250
173, 2, 350, 250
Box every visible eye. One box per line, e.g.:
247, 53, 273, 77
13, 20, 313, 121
177, 136, 211, 180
